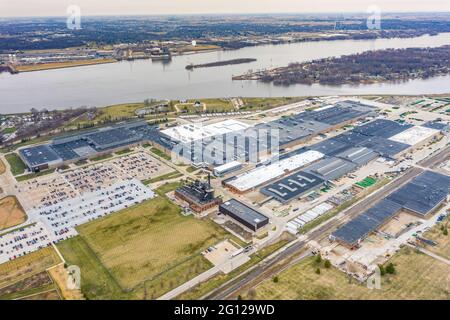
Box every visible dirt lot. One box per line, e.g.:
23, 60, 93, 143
0, 196, 27, 231
244, 247, 450, 300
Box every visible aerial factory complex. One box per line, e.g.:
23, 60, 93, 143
1, 93, 449, 301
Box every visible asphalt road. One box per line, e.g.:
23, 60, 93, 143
204, 166, 424, 300
419, 145, 450, 168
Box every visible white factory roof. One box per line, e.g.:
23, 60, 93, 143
388, 126, 440, 146
214, 161, 242, 174
161, 119, 251, 143
228, 150, 324, 192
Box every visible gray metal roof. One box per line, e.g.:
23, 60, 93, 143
357, 136, 410, 158
353, 119, 413, 139
220, 199, 269, 226
335, 147, 379, 167
333, 171, 450, 246
19, 144, 62, 167
307, 139, 351, 156
387, 171, 450, 216
332, 199, 402, 246
304, 157, 357, 181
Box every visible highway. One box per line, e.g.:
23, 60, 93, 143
204, 166, 424, 300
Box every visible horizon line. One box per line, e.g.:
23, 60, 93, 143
2, 10, 450, 19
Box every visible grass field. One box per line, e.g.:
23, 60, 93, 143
149, 147, 171, 161
15, 169, 56, 182
58, 194, 237, 299
0, 247, 61, 289
90, 153, 113, 162
0, 196, 27, 231
142, 171, 183, 185
243, 247, 450, 300
4, 153, 26, 176
241, 97, 304, 111
15, 58, 116, 72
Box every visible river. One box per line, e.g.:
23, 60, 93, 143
1, 32, 450, 113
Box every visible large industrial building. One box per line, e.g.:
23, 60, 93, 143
151, 100, 376, 167
19, 121, 159, 172
219, 199, 269, 232
332, 171, 450, 248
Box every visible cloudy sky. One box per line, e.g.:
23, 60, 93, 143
1, 0, 449, 17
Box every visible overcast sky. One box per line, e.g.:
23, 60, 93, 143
1, 0, 450, 17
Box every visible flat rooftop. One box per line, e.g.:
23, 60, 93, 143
332, 199, 403, 246
388, 126, 440, 146
227, 150, 324, 192
261, 171, 325, 203
333, 171, 450, 247
387, 170, 450, 216
353, 119, 413, 139
161, 119, 251, 144
19, 144, 62, 167
220, 199, 269, 227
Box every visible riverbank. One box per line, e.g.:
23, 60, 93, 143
15, 58, 117, 73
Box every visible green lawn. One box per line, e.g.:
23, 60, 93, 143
142, 171, 183, 185
241, 97, 304, 111
149, 147, 171, 161
5, 153, 27, 176
15, 169, 55, 182
89, 153, 113, 162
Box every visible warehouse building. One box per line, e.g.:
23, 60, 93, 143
423, 120, 450, 133
331, 199, 402, 248
307, 139, 351, 156
357, 136, 410, 159
304, 157, 357, 181
213, 161, 242, 177
332, 171, 450, 248
154, 101, 375, 166
388, 126, 440, 148
219, 199, 269, 232
19, 144, 63, 172
261, 171, 325, 203
386, 170, 450, 217
18, 121, 159, 172
335, 147, 379, 167
225, 150, 324, 193
353, 119, 413, 139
